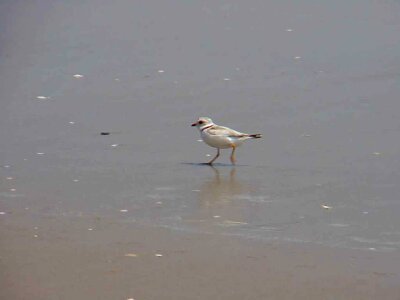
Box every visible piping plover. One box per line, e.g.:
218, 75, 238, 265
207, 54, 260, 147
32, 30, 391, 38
191, 117, 261, 165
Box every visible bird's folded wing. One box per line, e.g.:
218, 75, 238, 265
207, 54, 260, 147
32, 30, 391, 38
207, 125, 247, 137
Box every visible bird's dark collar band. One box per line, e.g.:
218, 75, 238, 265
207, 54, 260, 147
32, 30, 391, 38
200, 124, 214, 132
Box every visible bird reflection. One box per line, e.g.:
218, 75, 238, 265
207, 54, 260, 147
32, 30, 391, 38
198, 166, 243, 207
187, 166, 254, 226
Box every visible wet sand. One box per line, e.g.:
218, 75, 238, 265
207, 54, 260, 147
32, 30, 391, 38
1, 213, 400, 300
2, 0, 400, 299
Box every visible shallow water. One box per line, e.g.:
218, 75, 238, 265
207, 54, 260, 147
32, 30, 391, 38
1, 0, 400, 252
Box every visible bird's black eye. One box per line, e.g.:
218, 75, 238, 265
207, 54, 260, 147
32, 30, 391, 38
199, 120, 204, 124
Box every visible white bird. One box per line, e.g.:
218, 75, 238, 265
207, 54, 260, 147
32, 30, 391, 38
191, 117, 261, 165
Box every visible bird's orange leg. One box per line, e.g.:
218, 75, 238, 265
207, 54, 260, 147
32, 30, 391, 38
230, 145, 236, 165
208, 148, 220, 165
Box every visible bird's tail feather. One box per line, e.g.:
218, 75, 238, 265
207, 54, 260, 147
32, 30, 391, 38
249, 134, 262, 139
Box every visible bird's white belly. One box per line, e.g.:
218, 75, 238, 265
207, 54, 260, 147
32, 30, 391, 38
201, 132, 243, 149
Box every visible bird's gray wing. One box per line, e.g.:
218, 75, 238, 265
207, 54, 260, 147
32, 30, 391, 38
207, 125, 248, 137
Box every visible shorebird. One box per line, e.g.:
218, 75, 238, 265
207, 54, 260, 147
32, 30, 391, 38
191, 117, 261, 165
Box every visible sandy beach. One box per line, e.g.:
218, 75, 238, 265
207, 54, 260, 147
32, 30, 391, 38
1, 0, 400, 299
1, 213, 400, 300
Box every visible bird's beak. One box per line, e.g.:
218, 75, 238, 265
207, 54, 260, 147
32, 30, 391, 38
191, 122, 197, 127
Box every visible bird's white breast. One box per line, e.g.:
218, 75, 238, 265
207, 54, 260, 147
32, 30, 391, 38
201, 131, 244, 149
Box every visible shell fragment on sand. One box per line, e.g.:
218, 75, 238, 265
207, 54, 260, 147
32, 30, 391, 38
321, 204, 332, 210
124, 253, 138, 257
36, 96, 50, 100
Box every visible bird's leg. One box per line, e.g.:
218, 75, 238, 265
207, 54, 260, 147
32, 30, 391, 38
207, 148, 220, 165
230, 145, 236, 165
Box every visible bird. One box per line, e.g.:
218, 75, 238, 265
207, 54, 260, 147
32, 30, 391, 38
191, 117, 261, 165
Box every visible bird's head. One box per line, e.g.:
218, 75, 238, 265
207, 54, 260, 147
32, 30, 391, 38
191, 117, 214, 130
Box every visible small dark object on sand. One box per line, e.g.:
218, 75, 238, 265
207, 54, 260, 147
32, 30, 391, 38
100, 132, 110, 135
